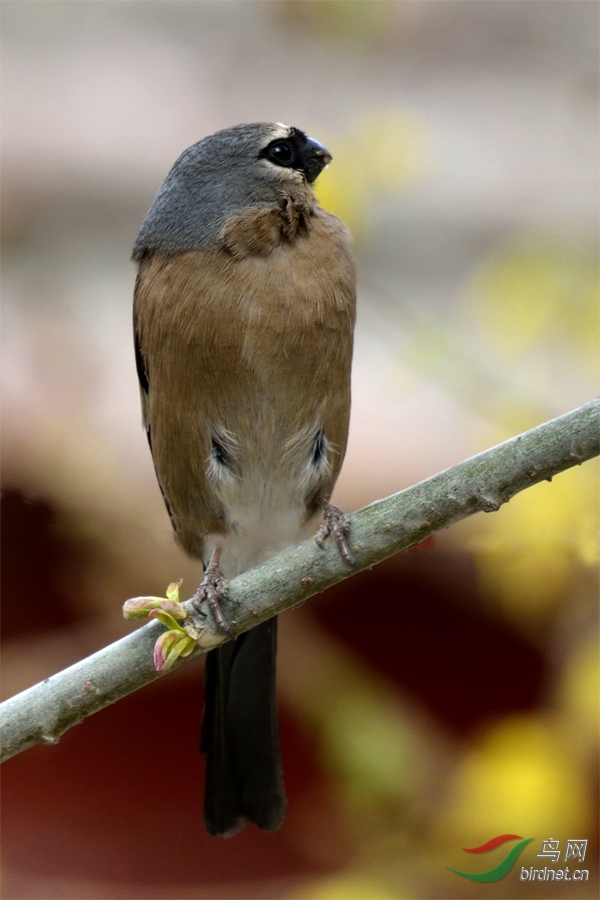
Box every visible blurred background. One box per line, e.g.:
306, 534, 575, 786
1, 2, 598, 898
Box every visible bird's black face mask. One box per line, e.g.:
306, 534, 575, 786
259, 129, 332, 184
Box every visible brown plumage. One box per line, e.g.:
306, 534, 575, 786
134, 198, 355, 561
132, 123, 356, 836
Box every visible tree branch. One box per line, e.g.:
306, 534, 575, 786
1, 399, 598, 763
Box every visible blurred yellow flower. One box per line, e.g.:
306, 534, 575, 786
315, 111, 429, 240
445, 715, 590, 840
289, 875, 397, 900
557, 635, 599, 746
468, 244, 599, 370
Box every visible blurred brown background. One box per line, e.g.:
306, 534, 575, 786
1, 2, 598, 898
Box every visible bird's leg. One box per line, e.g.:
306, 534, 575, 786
191, 547, 235, 640
314, 494, 356, 567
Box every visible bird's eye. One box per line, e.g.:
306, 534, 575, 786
267, 141, 295, 166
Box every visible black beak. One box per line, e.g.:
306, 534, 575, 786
301, 136, 332, 184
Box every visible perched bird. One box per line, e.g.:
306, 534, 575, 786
132, 123, 356, 836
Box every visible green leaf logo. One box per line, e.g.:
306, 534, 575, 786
447, 834, 534, 883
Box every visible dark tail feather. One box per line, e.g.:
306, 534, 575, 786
201, 617, 286, 837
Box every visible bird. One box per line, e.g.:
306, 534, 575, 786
132, 122, 356, 837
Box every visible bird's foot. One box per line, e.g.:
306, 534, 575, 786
314, 496, 356, 567
191, 548, 235, 640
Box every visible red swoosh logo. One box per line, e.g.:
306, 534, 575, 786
463, 834, 523, 853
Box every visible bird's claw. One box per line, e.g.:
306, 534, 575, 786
191, 550, 235, 640
314, 497, 356, 567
